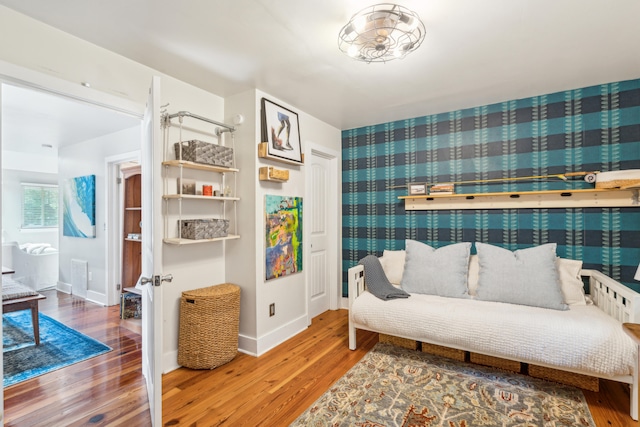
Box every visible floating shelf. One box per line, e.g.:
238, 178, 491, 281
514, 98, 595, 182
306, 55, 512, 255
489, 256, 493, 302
163, 234, 241, 245
400, 188, 640, 210
162, 159, 239, 173
124, 238, 142, 243
259, 166, 289, 182
258, 142, 304, 165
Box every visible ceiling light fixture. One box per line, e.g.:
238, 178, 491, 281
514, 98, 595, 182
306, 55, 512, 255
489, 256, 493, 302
338, 3, 426, 63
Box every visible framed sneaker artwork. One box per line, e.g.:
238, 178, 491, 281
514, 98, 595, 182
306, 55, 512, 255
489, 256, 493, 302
261, 97, 303, 164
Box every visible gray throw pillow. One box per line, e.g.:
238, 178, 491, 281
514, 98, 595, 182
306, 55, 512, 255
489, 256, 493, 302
400, 240, 471, 299
475, 242, 568, 310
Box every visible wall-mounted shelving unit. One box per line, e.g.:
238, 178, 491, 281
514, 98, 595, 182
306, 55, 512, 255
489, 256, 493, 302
400, 187, 640, 210
257, 142, 304, 165
162, 111, 239, 245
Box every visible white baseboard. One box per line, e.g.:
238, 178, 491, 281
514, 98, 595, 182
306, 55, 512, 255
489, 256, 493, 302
86, 290, 106, 306
57, 281, 72, 294
257, 314, 308, 357
163, 350, 180, 374
340, 296, 349, 309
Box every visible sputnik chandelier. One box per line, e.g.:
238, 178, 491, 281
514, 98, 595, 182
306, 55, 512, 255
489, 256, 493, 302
338, 3, 426, 63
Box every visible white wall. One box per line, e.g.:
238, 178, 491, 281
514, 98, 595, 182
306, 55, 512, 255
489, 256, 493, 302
58, 126, 140, 302
1, 168, 58, 246
225, 89, 341, 356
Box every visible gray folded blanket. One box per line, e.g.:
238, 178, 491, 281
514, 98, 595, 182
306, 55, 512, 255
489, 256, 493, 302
358, 255, 410, 301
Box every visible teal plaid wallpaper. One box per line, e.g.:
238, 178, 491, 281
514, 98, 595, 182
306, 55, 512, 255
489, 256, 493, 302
342, 78, 640, 295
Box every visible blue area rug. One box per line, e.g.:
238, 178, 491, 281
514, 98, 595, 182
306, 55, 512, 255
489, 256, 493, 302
3, 311, 112, 387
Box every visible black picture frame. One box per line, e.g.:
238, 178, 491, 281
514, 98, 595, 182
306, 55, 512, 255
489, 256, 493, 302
261, 98, 303, 163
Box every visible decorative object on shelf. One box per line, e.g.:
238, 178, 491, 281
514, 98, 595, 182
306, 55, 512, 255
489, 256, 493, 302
429, 183, 455, 195
260, 98, 302, 164
407, 182, 427, 195
174, 139, 234, 168
63, 174, 96, 238
202, 185, 213, 196
338, 3, 426, 63
265, 195, 303, 280
180, 219, 229, 240
259, 166, 290, 182
177, 178, 196, 195
595, 169, 640, 189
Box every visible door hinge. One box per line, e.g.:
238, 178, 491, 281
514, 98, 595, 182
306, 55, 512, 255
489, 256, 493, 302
117, 177, 122, 184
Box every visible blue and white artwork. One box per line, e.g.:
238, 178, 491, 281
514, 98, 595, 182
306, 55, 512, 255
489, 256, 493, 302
63, 175, 96, 238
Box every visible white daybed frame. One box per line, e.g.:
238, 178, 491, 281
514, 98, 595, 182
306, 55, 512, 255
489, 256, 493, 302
348, 265, 640, 420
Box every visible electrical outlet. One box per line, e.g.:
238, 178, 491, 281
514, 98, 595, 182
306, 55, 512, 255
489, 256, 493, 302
269, 303, 275, 317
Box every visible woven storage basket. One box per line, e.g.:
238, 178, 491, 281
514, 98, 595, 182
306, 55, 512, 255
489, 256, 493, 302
528, 364, 599, 391
379, 334, 417, 350
470, 352, 521, 372
178, 283, 240, 369
174, 140, 234, 168
422, 342, 466, 362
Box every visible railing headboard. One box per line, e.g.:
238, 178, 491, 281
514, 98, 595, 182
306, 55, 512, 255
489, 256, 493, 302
582, 269, 640, 323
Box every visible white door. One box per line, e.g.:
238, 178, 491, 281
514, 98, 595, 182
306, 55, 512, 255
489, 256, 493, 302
308, 151, 336, 319
141, 76, 163, 425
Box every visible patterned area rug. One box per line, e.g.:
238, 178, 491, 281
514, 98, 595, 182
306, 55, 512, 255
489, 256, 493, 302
291, 342, 595, 426
3, 311, 112, 387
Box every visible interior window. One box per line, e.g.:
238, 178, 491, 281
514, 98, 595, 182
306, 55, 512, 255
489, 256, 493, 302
21, 183, 58, 229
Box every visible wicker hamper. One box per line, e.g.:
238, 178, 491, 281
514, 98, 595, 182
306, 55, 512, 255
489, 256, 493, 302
178, 283, 240, 369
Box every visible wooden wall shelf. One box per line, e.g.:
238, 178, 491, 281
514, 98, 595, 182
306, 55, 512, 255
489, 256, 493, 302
163, 234, 240, 245
258, 142, 304, 165
259, 166, 289, 182
400, 188, 640, 210
162, 160, 239, 173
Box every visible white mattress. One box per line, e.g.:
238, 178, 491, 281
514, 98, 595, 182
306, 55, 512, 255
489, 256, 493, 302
351, 291, 636, 378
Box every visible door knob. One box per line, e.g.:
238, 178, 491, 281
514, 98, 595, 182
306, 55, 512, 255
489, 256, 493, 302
161, 274, 173, 283
140, 276, 153, 285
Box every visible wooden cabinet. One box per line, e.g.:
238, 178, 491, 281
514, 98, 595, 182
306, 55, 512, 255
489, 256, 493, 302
121, 167, 142, 289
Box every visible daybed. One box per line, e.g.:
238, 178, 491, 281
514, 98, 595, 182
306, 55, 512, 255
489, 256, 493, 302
348, 241, 640, 420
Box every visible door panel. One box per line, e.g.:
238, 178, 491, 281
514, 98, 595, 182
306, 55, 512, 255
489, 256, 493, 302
309, 157, 331, 318
141, 76, 162, 426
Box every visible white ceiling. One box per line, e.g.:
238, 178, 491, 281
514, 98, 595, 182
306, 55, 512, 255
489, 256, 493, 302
2, 85, 140, 155
0, 0, 639, 131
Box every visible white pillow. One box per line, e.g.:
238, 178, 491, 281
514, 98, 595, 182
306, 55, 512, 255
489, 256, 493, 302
467, 254, 479, 296
556, 257, 586, 305
400, 240, 471, 299
475, 243, 567, 310
379, 250, 406, 285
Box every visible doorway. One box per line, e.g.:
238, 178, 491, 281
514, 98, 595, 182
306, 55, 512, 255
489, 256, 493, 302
2, 83, 141, 305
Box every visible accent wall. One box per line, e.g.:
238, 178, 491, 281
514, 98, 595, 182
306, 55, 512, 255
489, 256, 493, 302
342, 78, 640, 294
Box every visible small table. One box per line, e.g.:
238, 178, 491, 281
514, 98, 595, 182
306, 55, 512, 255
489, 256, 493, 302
623, 323, 640, 421
2, 266, 15, 275
3, 294, 46, 345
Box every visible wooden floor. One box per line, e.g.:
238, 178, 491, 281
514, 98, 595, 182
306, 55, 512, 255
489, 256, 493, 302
4, 290, 150, 426
3, 291, 638, 426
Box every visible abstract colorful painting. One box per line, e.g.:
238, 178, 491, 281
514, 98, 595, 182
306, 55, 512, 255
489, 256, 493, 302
265, 195, 303, 280
63, 175, 96, 238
